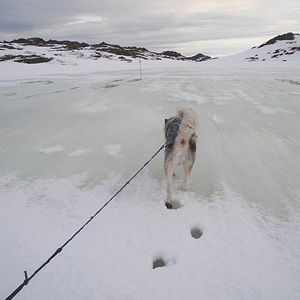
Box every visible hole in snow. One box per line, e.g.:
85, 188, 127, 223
191, 227, 203, 239
170, 200, 183, 210
152, 257, 176, 269
152, 258, 166, 269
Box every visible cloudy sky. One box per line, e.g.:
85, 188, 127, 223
1, 0, 299, 56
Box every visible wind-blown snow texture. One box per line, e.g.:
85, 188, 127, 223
1, 36, 300, 300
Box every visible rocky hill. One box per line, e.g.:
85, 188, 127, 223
243, 32, 300, 62
0, 37, 211, 64
1, 33, 299, 66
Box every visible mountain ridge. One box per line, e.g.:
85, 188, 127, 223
0, 32, 299, 65
0, 37, 211, 64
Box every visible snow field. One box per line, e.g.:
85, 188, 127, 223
1, 172, 299, 299
1, 64, 300, 299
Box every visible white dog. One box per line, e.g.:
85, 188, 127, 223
164, 107, 198, 208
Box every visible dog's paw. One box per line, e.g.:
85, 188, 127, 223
183, 183, 190, 191
165, 202, 173, 209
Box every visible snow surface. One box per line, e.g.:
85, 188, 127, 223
1, 44, 300, 300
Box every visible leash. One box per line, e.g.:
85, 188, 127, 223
5, 142, 168, 300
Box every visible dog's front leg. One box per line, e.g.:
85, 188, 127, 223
165, 164, 176, 209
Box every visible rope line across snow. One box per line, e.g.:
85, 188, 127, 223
5, 142, 168, 300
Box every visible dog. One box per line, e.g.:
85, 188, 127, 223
164, 107, 198, 209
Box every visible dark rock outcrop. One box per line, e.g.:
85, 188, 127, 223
258, 32, 298, 48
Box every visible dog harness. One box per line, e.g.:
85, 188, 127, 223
166, 119, 181, 145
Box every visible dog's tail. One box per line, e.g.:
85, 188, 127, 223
177, 106, 198, 135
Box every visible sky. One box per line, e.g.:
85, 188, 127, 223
0, 0, 299, 57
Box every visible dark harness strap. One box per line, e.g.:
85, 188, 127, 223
166, 118, 181, 145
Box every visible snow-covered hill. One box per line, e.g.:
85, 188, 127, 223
213, 32, 300, 66
0, 37, 211, 65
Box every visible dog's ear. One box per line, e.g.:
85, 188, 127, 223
165, 119, 168, 124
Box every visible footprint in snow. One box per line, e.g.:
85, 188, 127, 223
152, 228, 203, 270
166, 199, 183, 210
152, 258, 166, 269
190, 227, 203, 239
152, 257, 176, 269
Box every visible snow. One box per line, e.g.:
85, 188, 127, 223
205, 34, 300, 67
103, 144, 124, 157
38, 145, 65, 154
1, 40, 300, 300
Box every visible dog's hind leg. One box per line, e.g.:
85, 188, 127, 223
183, 134, 196, 191
183, 162, 193, 191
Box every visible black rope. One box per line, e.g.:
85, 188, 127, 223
5, 142, 168, 300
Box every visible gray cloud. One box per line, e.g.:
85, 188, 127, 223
1, 0, 299, 56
